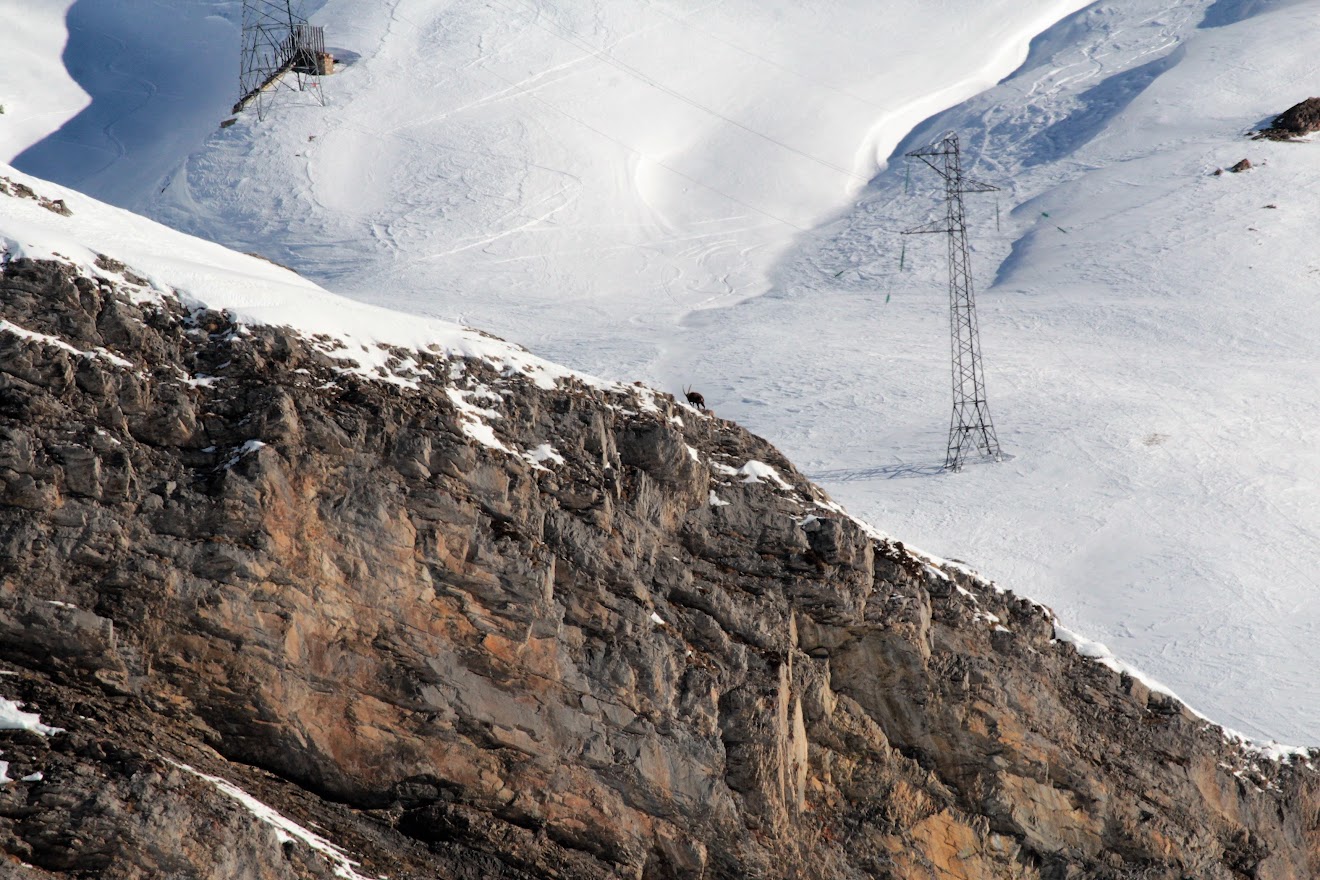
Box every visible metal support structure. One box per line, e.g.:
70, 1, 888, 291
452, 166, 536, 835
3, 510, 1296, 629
237, 0, 326, 118
903, 133, 1002, 471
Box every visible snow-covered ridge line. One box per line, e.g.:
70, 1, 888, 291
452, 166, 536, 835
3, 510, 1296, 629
933, 548, 1317, 764
860, 524, 1316, 765
1053, 624, 1314, 765
0, 167, 682, 492
0, 165, 618, 395
736, 445, 1311, 763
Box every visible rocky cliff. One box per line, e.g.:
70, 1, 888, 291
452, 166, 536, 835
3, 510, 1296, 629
0, 233, 1318, 878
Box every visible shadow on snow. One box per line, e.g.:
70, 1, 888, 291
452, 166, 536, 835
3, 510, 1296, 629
12, 0, 240, 208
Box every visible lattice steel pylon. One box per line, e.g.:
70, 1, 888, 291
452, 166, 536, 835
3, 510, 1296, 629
903, 133, 1003, 472
237, 0, 326, 118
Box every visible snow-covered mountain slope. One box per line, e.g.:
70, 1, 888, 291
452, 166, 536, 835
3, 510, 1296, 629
5, 0, 1320, 744
8, 0, 1092, 375
0, 164, 608, 396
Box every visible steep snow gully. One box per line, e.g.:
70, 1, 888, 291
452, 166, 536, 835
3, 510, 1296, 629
4, 0, 1320, 746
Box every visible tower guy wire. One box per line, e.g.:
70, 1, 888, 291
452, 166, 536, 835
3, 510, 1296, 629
903, 132, 1003, 472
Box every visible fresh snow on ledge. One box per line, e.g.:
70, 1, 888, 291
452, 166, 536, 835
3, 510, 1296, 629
1053, 623, 1312, 763
0, 696, 62, 736
525, 443, 566, 467
0, 692, 60, 789
174, 762, 378, 880
737, 460, 792, 490
0, 318, 133, 368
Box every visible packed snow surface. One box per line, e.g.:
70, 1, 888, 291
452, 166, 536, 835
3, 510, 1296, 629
5, 0, 1320, 744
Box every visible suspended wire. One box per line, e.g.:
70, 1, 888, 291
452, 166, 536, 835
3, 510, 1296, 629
484, 0, 871, 184
313, 27, 817, 234
469, 61, 812, 232
422, 3, 1017, 281
631, 0, 888, 114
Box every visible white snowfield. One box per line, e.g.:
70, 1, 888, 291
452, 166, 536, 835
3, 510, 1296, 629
3, 0, 1319, 746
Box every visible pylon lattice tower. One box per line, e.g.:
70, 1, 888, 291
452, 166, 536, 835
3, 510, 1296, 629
238, 0, 327, 118
903, 133, 1003, 471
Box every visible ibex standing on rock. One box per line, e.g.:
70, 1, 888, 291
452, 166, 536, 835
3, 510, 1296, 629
683, 386, 707, 411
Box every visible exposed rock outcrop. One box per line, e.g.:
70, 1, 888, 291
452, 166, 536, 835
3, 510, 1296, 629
1253, 97, 1320, 140
0, 255, 1317, 879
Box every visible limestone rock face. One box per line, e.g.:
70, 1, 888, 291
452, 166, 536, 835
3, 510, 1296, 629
1, 256, 1318, 880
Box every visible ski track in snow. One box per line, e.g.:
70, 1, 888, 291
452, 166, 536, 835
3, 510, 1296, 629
5, 0, 1320, 743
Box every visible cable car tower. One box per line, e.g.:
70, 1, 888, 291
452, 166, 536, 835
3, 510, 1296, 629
903, 133, 1003, 471
236, 0, 330, 118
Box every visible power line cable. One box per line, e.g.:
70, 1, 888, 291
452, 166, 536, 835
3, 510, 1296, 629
631, 0, 887, 113
328, 1, 823, 232
469, 61, 812, 232
485, 0, 871, 184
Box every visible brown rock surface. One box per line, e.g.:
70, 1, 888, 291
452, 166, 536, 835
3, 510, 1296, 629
1254, 96, 1320, 140
0, 254, 1317, 879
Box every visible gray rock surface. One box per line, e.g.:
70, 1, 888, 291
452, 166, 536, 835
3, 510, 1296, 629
0, 248, 1317, 879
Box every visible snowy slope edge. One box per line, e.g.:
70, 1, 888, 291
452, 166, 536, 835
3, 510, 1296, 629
0, 164, 616, 396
